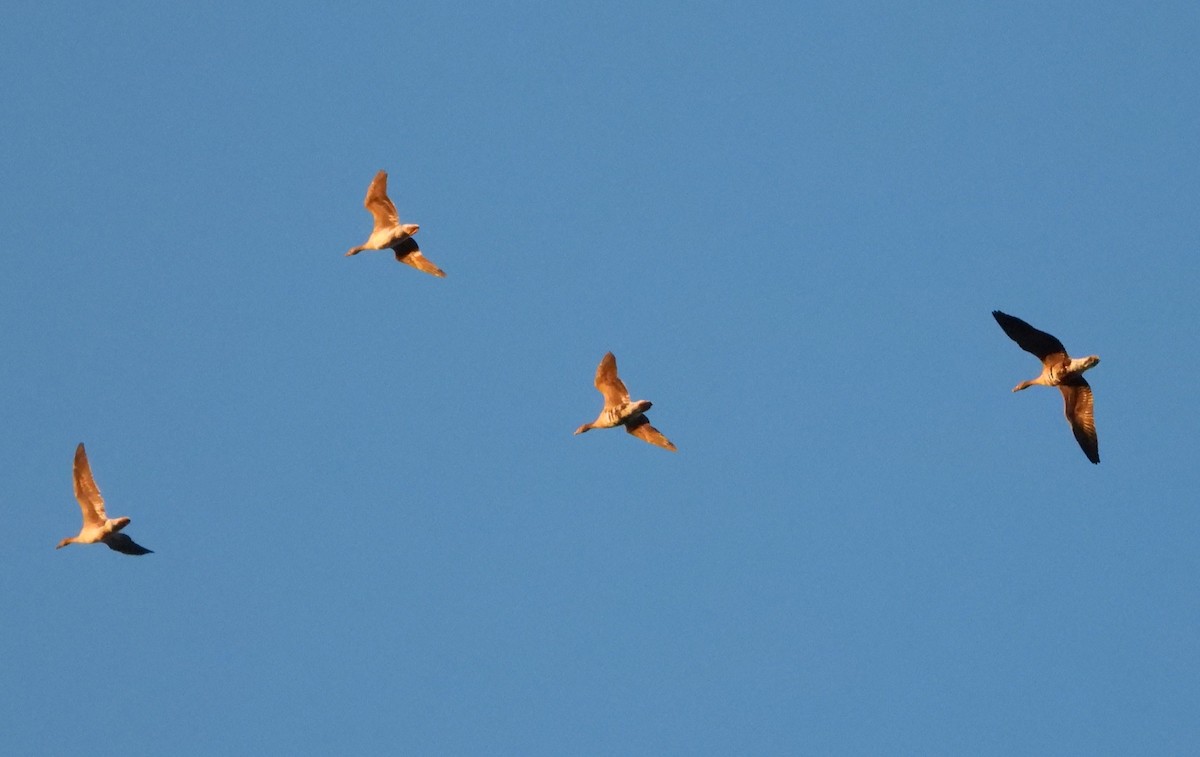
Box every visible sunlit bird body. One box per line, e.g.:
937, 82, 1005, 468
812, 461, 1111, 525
56, 443, 153, 555
992, 310, 1100, 464
345, 170, 446, 278
575, 352, 677, 451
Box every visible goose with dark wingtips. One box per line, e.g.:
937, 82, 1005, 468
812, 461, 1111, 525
56, 443, 153, 555
574, 352, 677, 452
992, 310, 1100, 464
345, 170, 446, 278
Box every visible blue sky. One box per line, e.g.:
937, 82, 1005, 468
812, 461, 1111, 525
2, 2, 1198, 754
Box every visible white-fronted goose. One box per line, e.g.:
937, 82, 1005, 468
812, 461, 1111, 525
56, 443, 153, 555
574, 352, 677, 452
345, 170, 446, 278
993, 310, 1100, 464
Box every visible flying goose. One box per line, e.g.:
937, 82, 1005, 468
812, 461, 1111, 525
56, 443, 153, 555
992, 310, 1100, 464
345, 170, 446, 278
574, 352, 677, 451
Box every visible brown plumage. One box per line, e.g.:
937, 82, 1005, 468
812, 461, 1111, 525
56, 443, 153, 555
993, 310, 1100, 464
345, 170, 446, 278
574, 352, 677, 451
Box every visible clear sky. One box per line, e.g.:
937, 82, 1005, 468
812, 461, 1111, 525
2, 2, 1198, 754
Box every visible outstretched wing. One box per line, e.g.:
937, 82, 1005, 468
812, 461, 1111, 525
625, 414, 677, 452
73, 443, 108, 527
992, 310, 1068, 363
103, 533, 153, 556
392, 237, 446, 278
594, 352, 630, 407
1059, 377, 1099, 464
364, 170, 400, 231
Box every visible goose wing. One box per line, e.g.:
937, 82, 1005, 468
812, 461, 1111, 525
992, 310, 1068, 363
392, 237, 446, 278
624, 415, 677, 452
103, 533, 153, 556
72, 443, 108, 527
1059, 377, 1099, 464
363, 170, 400, 231
594, 352, 630, 407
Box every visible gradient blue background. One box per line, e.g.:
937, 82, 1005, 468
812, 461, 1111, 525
2, 2, 1198, 754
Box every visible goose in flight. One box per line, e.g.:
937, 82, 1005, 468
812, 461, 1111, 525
56, 443, 153, 555
575, 352, 677, 451
345, 170, 446, 278
992, 310, 1100, 464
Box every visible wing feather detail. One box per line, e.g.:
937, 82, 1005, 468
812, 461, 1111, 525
364, 170, 400, 230
1059, 378, 1099, 464
393, 237, 445, 277
72, 443, 108, 527
624, 415, 677, 452
993, 310, 1068, 364
594, 352, 630, 407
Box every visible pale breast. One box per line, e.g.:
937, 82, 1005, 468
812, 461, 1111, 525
366, 227, 408, 250
1044, 357, 1073, 385
76, 523, 108, 544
